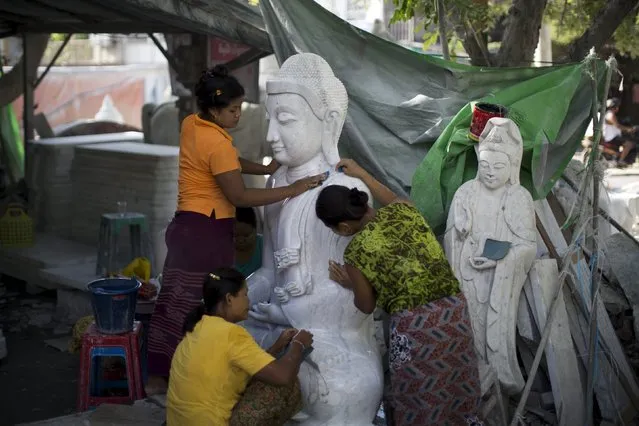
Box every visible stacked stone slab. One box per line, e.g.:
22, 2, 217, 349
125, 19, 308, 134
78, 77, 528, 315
27, 132, 144, 238
69, 142, 178, 256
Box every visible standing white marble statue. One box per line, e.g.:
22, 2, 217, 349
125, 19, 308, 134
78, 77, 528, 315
244, 53, 383, 425
444, 117, 537, 395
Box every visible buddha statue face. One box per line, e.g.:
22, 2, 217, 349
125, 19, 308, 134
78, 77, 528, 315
265, 53, 348, 168
266, 93, 324, 167
478, 150, 511, 190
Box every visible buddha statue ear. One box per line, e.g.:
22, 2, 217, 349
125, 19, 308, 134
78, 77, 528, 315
322, 109, 342, 166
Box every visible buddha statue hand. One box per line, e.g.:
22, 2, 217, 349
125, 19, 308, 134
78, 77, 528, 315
273, 280, 309, 304
248, 302, 291, 326
469, 257, 497, 270
274, 286, 290, 304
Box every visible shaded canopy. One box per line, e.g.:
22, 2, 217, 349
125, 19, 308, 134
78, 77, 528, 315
0, 0, 271, 51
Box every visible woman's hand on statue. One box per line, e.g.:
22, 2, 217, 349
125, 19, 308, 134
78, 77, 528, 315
272, 328, 297, 352
336, 159, 368, 180
329, 260, 352, 289
293, 329, 314, 350
469, 257, 497, 270
265, 159, 280, 175
288, 173, 327, 197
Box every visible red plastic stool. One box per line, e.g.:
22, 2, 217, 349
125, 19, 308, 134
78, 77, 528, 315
77, 321, 145, 411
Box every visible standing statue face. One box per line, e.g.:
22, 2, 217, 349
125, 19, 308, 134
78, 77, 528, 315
266, 93, 324, 167
478, 150, 511, 190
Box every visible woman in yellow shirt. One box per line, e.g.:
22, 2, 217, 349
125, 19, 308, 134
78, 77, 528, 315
147, 65, 325, 393
167, 267, 313, 426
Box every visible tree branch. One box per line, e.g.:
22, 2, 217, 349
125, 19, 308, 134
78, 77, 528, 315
496, 0, 548, 67
566, 0, 639, 62
450, 9, 491, 66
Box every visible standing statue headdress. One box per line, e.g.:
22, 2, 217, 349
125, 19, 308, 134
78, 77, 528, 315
478, 117, 524, 185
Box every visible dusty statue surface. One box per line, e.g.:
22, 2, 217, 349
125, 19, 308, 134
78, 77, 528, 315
444, 117, 537, 395
243, 53, 383, 425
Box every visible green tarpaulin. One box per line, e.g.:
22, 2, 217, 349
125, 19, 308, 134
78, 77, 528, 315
260, 0, 606, 233
0, 105, 24, 184
412, 61, 606, 234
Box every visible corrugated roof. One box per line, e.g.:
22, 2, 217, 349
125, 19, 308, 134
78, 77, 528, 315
0, 0, 272, 51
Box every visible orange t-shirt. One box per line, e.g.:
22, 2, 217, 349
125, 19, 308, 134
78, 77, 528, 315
177, 114, 241, 219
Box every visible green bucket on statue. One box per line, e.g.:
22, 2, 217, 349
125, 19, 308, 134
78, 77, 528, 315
469, 102, 508, 141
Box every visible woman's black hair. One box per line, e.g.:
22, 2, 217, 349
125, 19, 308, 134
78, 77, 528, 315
235, 207, 257, 229
183, 267, 246, 333
315, 185, 369, 228
194, 65, 245, 113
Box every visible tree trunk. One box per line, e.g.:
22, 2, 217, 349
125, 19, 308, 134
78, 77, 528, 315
566, 0, 639, 62
496, 0, 548, 67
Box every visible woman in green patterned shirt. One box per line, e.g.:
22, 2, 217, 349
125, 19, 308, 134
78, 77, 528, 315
315, 159, 482, 426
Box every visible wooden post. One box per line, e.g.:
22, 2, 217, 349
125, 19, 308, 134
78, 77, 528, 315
22, 33, 34, 182
584, 54, 616, 426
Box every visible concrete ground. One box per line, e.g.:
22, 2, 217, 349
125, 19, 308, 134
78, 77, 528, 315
0, 278, 78, 426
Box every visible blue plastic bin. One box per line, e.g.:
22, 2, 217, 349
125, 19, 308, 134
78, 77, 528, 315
87, 277, 141, 334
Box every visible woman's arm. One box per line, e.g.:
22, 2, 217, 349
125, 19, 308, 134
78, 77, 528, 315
254, 333, 312, 386
216, 169, 324, 208
329, 261, 376, 314
239, 157, 279, 176
336, 159, 410, 207
266, 329, 295, 356
345, 264, 377, 314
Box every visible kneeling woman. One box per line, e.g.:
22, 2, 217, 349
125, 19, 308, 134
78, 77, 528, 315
316, 160, 482, 426
167, 268, 313, 426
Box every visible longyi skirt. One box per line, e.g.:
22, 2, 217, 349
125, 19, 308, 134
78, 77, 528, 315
386, 293, 483, 426
147, 211, 234, 377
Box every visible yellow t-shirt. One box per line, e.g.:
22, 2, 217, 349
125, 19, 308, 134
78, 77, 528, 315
166, 316, 275, 426
177, 114, 241, 219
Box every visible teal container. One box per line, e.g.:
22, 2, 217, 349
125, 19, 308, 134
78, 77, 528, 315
87, 277, 141, 334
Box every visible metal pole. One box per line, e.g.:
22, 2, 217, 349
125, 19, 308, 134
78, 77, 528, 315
436, 0, 450, 60
34, 34, 72, 89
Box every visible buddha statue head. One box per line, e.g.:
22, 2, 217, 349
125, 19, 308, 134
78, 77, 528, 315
476, 117, 523, 189
265, 53, 348, 168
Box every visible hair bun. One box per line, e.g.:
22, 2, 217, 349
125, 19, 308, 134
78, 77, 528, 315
348, 188, 368, 207
211, 65, 229, 78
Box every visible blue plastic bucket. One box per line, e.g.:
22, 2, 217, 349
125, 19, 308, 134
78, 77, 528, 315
87, 277, 141, 334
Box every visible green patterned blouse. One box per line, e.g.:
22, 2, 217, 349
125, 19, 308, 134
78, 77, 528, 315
343, 202, 460, 314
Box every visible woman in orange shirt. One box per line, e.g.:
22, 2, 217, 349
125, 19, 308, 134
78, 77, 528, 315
146, 66, 325, 394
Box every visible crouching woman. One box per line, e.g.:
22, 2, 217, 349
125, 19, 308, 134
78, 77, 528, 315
167, 267, 313, 426
315, 159, 482, 426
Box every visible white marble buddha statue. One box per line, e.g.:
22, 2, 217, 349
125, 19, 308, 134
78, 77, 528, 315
444, 117, 537, 395
243, 53, 383, 425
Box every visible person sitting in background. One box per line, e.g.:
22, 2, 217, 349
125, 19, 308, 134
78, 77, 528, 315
234, 207, 263, 277
167, 267, 313, 426
603, 98, 637, 167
